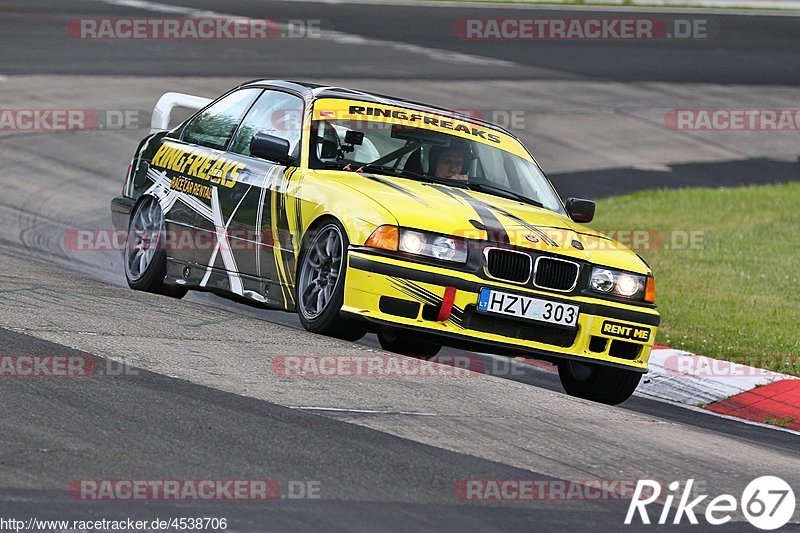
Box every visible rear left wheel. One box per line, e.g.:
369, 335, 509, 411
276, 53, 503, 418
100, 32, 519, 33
124, 197, 187, 299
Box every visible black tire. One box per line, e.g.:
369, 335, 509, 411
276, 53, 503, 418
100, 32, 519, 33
295, 219, 366, 341
378, 328, 442, 359
124, 197, 187, 299
558, 360, 641, 405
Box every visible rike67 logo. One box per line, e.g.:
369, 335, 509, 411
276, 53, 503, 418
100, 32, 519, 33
626, 477, 796, 530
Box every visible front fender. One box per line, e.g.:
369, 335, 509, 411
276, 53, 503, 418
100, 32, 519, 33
292, 170, 399, 248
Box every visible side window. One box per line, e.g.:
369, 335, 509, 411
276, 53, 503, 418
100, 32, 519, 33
229, 90, 304, 158
183, 88, 261, 151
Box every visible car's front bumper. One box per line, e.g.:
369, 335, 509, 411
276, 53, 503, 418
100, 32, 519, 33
343, 250, 660, 373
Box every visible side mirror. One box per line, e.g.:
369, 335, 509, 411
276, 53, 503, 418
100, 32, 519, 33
250, 133, 294, 165
566, 198, 595, 223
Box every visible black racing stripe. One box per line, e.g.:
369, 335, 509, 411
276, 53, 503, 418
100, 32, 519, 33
360, 174, 432, 207
270, 170, 289, 308
530, 227, 560, 248
351, 255, 660, 327
488, 206, 560, 247
430, 185, 509, 244
432, 185, 560, 247
389, 280, 430, 305
448, 305, 466, 328
289, 167, 304, 254
427, 183, 466, 203
536, 225, 613, 242
389, 277, 465, 328
390, 277, 440, 306
393, 278, 442, 306
396, 278, 440, 305
274, 167, 296, 304
282, 170, 297, 292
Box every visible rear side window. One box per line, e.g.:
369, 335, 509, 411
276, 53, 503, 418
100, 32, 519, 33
182, 88, 261, 151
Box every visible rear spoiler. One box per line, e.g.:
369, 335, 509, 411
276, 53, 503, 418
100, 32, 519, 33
150, 92, 212, 134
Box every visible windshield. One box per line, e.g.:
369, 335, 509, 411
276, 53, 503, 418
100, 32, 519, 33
308, 99, 565, 214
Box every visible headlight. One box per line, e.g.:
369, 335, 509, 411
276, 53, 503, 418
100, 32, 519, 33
616, 274, 642, 297
589, 267, 646, 300
432, 236, 459, 261
398, 229, 467, 263
400, 230, 426, 255
365, 226, 468, 263
589, 268, 614, 292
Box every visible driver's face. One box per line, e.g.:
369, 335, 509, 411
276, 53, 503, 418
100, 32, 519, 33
434, 150, 465, 179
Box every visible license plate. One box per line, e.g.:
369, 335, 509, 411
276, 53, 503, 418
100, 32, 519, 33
477, 288, 579, 327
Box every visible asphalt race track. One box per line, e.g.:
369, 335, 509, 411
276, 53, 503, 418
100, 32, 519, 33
0, 1, 799, 531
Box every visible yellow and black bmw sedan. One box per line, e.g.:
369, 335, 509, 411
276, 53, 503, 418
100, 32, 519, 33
111, 80, 659, 404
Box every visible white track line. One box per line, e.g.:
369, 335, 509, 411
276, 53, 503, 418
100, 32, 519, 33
92, 0, 515, 67
287, 407, 438, 416
194, 0, 800, 16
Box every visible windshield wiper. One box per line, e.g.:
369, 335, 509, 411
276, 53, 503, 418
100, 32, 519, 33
357, 163, 427, 180
466, 182, 544, 208
322, 161, 421, 179
356, 164, 468, 188
323, 161, 470, 189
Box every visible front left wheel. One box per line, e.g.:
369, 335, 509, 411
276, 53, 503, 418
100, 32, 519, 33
124, 197, 187, 299
296, 220, 366, 341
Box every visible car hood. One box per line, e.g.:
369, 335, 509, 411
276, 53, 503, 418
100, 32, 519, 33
345, 172, 650, 275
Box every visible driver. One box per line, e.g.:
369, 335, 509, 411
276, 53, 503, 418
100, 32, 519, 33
429, 142, 469, 181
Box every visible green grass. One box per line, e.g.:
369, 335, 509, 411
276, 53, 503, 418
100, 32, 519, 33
591, 182, 800, 376
763, 415, 796, 428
